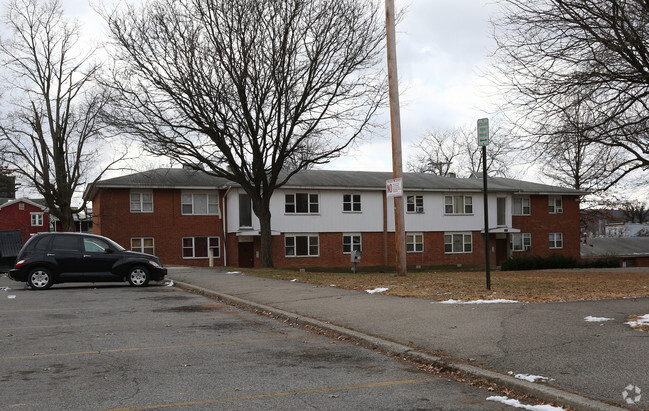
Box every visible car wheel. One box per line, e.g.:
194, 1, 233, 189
27, 268, 54, 290
127, 266, 150, 287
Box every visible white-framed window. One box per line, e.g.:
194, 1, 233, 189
512, 197, 531, 215
444, 233, 472, 254
19, 203, 24, 210
131, 237, 155, 255
285, 234, 319, 257
406, 232, 424, 253
549, 232, 563, 249
406, 195, 424, 213
130, 191, 153, 213
181, 192, 220, 215
549, 196, 563, 214
444, 195, 473, 214
285, 193, 319, 214
30, 212, 44, 227
511, 233, 532, 252
343, 194, 362, 212
182, 236, 220, 259
342, 234, 362, 254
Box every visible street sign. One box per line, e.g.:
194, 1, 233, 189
477, 118, 489, 146
386, 178, 402, 198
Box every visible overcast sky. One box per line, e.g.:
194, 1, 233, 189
65, 0, 501, 175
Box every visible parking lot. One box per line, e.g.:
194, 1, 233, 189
0, 274, 509, 410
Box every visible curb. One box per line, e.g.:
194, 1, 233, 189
173, 280, 625, 411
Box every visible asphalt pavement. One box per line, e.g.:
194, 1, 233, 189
168, 266, 649, 411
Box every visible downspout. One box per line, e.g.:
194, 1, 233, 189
222, 186, 232, 267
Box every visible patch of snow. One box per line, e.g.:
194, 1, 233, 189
330, 284, 336, 287
487, 396, 565, 410
508, 371, 551, 382
290, 279, 297, 282
1, 287, 10, 291
438, 299, 519, 304
165, 280, 174, 287
8, 295, 16, 299
227, 271, 241, 275
584, 316, 614, 322
365, 287, 389, 294
625, 314, 649, 328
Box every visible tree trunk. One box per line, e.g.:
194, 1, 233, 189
252, 197, 274, 268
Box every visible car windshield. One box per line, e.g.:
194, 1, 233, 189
102, 236, 125, 251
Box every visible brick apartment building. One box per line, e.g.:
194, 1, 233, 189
84, 168, 585, 269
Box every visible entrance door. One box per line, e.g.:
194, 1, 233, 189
495, 238, 508, 267
238, 242, 254, 268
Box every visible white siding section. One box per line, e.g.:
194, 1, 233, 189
226, 187, 516, 234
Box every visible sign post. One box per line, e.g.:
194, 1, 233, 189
477, 118, 491, 290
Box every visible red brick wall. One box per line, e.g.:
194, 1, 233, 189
512, 195, 581, 259
0, 201, 49, 242
93, 188, 224, 267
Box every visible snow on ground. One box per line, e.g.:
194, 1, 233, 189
290, 279, 297, 282
365, 287, 389, 294
584, 316, 614, 322
438, 299, 519, 304
625, 314, 649, 328
227, 271, 241, 275
487, 396, 565, 410
165, 280, 174, 287
508, 371, 551, 382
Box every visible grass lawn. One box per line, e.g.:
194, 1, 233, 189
240, 268, 649, 303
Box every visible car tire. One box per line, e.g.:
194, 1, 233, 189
127, 266, 150, 287
27, 268, 54, 290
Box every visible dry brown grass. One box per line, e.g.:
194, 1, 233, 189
241, 268, 649, 303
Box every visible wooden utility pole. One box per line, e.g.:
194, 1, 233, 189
385, 0, 407, 277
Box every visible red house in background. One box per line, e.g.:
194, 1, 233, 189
0, 198, 50, 243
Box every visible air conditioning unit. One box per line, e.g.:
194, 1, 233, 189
524, 245, 531, 251
416, 206, 424, 213
556, 208, 563, 213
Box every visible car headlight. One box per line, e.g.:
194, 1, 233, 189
148, 260, 160, 268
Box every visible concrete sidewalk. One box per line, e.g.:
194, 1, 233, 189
168, 267, 649, 410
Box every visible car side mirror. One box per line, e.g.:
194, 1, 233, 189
105, 248, 115, 254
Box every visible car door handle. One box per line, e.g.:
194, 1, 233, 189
83, 254, 92, 258
47, 253, 55, 257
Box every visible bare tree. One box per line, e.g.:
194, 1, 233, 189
536, 94, 629, 193
102, 0, 386, 267
491, 0, 649, 186
621, 200, 649, 224
0, 0, 120, 231
407, 122, 516, 177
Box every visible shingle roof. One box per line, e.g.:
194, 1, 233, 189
581, 237, 649, 258
85, 167, 587, 199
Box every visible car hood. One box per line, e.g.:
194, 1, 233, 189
124, 250, 162, 263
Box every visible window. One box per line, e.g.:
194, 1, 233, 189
52, 235, 80, 251
444, 233, 472, 253
406, 233, 424, 253
343, 194, 361, 212
342, 234, 362, 254
512, 197, 531, 215
549, 233, 563, 249
19, 203, 24, 210
130, 192, 153, 213
406, 195, 424, 213
239, 194, 252, 228
444, 195, 473, 214
30, 213, 43, 227
549, 197, 563, 214
285, 234, 319, 257
84, 237, 112, 253
511, 233, 532, 252
497, 197, 506, 226
285, 193, 319, 214
182, 237, 220, 259
182, 193, 219, 215
131, 237, 155, 255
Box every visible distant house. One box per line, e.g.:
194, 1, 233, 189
51, 210, 93, 233
0, 198, 50, 243
605, 222, 649, 238
581, 237, 649, 267
84, 168, 586, 269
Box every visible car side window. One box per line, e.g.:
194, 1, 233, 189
83, 238, 111, 253
31, 235, 51, 251
52, 236, 81, 251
